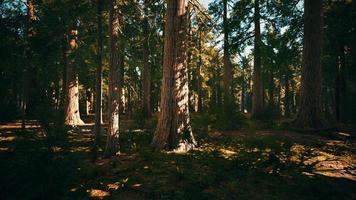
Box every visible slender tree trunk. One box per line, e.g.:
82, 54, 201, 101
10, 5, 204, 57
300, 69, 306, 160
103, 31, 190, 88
223, 0, 232, 103
197, 27, 203, 112
105, 0, 122, 156
95, 0, 103, 146
85, 88, 92, 115
295, 0, 324, 129
252, 0, 263, 119
21, 0, 36, 130
284, 73, 291, 117
142, 2, 151, 118
151, 0, 196, 151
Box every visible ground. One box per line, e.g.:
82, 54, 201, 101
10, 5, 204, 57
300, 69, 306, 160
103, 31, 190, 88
0, 117, 355, 200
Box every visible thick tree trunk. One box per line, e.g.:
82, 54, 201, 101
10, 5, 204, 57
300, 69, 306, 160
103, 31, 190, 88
151, 0, 196, 151
295, 0, 324, 129
64, 29, 84, 126
223, 0, 232, 103
251, 0, 263, 119
142, 4, 151, 118
105, 0, 121, 156
94, 0, 103, 146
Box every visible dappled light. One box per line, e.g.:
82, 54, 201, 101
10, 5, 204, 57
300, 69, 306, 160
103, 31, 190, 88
1, 0, 355, 199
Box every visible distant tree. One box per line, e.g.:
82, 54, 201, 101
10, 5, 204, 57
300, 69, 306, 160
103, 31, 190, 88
22, 0, 36, 129
151, 0, 196, 151
94, 0, 103, 146
295, 0, 323, 129
223, 0, 232, 104
251, 0, 263, 119
142, 0, 151, 118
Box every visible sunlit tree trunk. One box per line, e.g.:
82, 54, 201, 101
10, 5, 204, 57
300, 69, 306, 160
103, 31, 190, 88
21, 0, 36, 130
64, 29, 84, 126
252, 0, 263, 119
105, 0, 122, 156
94, 0, 103, 146
295, 0, 324, 129
151, 0, 196, 151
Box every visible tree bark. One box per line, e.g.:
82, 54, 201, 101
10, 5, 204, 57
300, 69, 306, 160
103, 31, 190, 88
151, 0, 196, 151
21, 0, 36, 130
295, 0, 324, 129
197, 26, 203, 112
223, 0, 232, 103
284, 73, 291, 117
251, 0, 263, 119
105, 0, 122, 156
64, 29, 84, 126
94, 0, 103, 146
142, 1, 151, 118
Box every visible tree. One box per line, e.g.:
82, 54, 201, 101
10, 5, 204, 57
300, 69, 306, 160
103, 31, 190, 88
142, 0, 151, 118
21, 0, 36, 129
223, 0, 232, 103
94, 0, 103, 146
295, 0, 323, 129
64, 28, 84, 126
251, 0, 263, 119
105, 0, 122, 156
151, 0, 196, 151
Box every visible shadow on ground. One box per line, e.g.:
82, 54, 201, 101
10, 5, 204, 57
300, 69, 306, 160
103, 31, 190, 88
0, 120, 355, 200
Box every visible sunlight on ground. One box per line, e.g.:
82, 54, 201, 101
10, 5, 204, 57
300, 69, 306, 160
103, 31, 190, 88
0, 136, 17, 142
87, 189, 110, 199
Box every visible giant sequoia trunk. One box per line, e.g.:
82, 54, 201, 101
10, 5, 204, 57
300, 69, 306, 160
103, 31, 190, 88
94, 0, 103, 145
223, 0, 232, 103
295, 0, 324, 129
251, 0, 263, 119
151, 0, 196, 151
64, 29, 84, 126
105, 0, 121, 156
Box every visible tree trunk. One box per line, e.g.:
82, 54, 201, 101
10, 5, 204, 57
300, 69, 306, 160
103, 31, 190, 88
94, 0, 103, 146
21, 0, 36, 130
223, 0, 232, 103
64, 29, 84, 126
151, 0, 196, 151
295, 0, 324, 129
251, 0, 263, 119
197, 27, 203, 112
284, 73, 291, 117
142, 2, 151, 118
105, 0, 122, 156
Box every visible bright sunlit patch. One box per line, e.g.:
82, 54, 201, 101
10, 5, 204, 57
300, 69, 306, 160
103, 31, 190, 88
219, 148, 237, 159
0, 136, 17, 142
337, 132, 351, 137
131, 183, 142, 188
107, 182, 120, 191
87, 189, 110, 199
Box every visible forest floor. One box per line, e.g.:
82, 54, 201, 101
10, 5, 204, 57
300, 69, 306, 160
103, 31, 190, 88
0, 116, 355, 200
